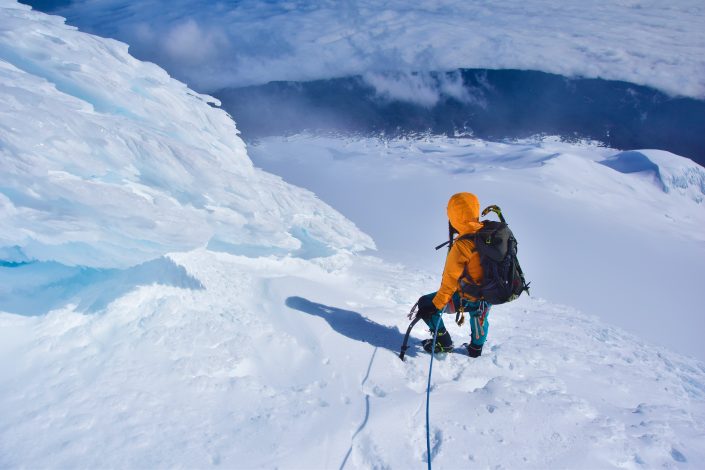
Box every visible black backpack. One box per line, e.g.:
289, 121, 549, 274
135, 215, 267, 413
436, 205, 530, 305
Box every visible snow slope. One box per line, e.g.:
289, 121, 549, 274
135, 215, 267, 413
43, 0, 705, 98
0, 0, 372, 269
248, 135, 705, 361
1, 250, 704, 468
1, 2, 705, 469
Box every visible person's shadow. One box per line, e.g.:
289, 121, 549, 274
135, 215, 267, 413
285, 296, 418, 358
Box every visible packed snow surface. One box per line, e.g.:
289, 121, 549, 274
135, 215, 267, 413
46, 0, 705, 98
0, 0, 372, 269
1, 250, 704, 468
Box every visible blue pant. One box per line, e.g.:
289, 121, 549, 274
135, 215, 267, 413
418, 292, 491, 346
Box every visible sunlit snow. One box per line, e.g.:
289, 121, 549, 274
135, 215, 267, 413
248, 135, 705, 360
1, 2, 704, 469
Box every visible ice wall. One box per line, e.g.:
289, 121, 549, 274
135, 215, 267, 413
0, 1, 374, 268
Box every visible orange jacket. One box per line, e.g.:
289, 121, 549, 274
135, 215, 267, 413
432, 192, 484, 310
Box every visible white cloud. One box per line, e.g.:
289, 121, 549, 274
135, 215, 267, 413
161, 19, 227, 65
53, 0, 705, 98
362, 71, 484, 107
362, 72, 442, 107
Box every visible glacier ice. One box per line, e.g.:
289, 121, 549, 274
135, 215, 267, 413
0, 2, 373, 269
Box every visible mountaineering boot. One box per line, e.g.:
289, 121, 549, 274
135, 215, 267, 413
422, 328, 453, 353
466, 342, 483, 358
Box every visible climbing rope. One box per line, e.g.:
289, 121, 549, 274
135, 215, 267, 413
425, 317, 441, 470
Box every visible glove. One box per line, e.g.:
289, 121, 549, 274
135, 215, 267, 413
416, 296, 438, 321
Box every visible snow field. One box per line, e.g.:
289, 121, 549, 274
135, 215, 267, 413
248, 135, 705, 362
1, 249, 703, 468
1, 2, 704, 468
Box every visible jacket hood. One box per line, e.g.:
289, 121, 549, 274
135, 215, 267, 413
447, 192, 483, 235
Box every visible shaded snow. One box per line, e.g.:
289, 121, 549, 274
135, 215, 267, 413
0, 257, 203, 315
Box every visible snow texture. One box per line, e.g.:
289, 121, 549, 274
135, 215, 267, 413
1, 2, 705, 468
0, 0, 373, 269
601, 150, 705, 204
46, 0, 705, 99
249, 135, 705, 361
1, 250, 704, 468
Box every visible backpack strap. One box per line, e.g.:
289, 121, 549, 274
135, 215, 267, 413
455, 233, 477, 249
457, 262, 482, 300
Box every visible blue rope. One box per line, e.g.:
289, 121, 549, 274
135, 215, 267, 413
425, 318, 440, 470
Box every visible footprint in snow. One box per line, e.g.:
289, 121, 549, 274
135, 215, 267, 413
422, 428, 443, 463
670, 448, 687, 463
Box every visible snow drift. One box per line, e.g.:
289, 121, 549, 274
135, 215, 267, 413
600, 150, 705, 203
0, 1, 373, 269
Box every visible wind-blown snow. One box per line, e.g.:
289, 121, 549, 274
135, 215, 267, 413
0, 1, 373, 268
43, 0, 705, 99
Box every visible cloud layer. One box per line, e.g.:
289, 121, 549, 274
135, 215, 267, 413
47, 0, 705, 98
